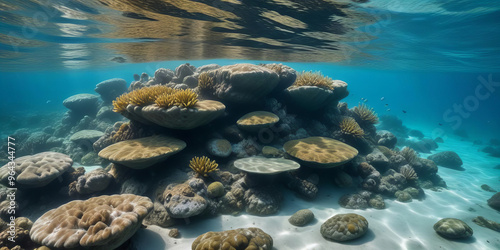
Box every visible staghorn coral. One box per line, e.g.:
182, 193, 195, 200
189, 156, 218, 177
339, 117, 365, 138
353, 104, 379, 124
289, 71, 333, 90
400, 165, 418, 180
197, 72, 215, 90
173, 89, 198, 108
400, 147, 418, 164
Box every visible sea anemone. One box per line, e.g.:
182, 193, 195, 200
173, 89, 198, 108
339, 117, 365, 138
353, 104, 379, 124
290, 71, 333, 90
112, 94, 130, 113
400, 165, 418, 180
155, 93, 176, 108
198, 72, 215, 90
400, 147, 418, 164
189, 156, 218, 177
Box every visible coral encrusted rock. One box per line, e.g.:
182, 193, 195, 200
321, 213, 369, 242
433, 218, 473, 239
192, 227, 273, 250
289, 209, 315, 227
428, 151, 463, 170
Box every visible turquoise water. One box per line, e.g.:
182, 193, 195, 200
1, 1, 500, 250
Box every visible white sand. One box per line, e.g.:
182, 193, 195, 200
130, 136, 500, 250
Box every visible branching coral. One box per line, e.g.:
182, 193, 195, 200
198, 72, 215, 90
400, 165, 418, 180
189, 156, 218, 177
339, 117, 365, 138
290, 71, 333, 90
400, 147, 418, 164
155, 93, 176, 108
173, 89, 198, 108
353, 104, 379, 124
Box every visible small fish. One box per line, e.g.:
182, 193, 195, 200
46, 100, 51, 104
439, 123, 442, 126
385, 104, 389, 106
381, 97, 385, 101
387, 108, 391, 111
361, 97, 365, 100
363, 99, 368, 103
402, 110, 407, 113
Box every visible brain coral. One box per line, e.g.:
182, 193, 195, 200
321, 213, 369, 242
0, 152, 73, 188
30, 194, 153, 250
192, 227, 273, 250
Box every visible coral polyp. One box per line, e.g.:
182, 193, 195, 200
290, 71, 333, 90
339, 117, 365, 138
353, 104, 379, 124
189, 156, 219, 177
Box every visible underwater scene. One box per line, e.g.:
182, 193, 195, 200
1, 0, 500, 249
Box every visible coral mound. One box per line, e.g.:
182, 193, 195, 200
192, 227, 273, 250
284, 137, 358, 168
30, 194, 153, 250
321, 213, 369, 242
236, 111, 280, 132
433, 218, 473, 239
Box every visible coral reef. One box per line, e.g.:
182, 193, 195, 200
189, 156, 219, 177
400, 165, 418, 181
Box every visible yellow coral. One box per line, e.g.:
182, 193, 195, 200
290, 71, 333, 90
339, 117, 365, 138
198, 72, 215, 90
112, 94, 130, 113
189, 156, 218, 177
353, 104, 378, 124
155, 93, 176, 108
173, 89, 198, 108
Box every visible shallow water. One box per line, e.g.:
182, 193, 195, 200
1, 1, 500, 250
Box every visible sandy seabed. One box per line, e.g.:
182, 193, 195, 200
129, 135, 500, 250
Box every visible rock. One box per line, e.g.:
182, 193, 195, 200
196, 64, 220, 73
289, 209, 314, 226
333, 171, 353, 188
94, 78, 127, 103
62, 94, 99, 116
284, 173, 318, 200
472, 216, 500, 232
206, 139, 232, 158
428, 151, 463, 170
70, 130, 104, 146
321, 213, 369, 242
120, 177, 149, 195
376, 130, 397, 148
168, 228, 180, 238
143, 202, 175, 228
262, 146, 284, 158
366, 148, 390, 169
435, 137, 444, 143
96, 106, 122, 121
174, 63, 195, 82
192, 228, 273, 250
395, 191, 412, 202
339, 194, 368, 209
488, 192, 500, 211
433, 218, 473, 239
408, 129, 424, 139
75, 169, 113, 194
413, 158, 438, 178
163, 181, 207, 218
369, 195, 385, 209
244, 185, 282, 215
154, 68, 174, 84
481, 184, 496, 192
210, 64, 280, 103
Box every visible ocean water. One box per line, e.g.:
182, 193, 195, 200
0, 1, 500, 250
